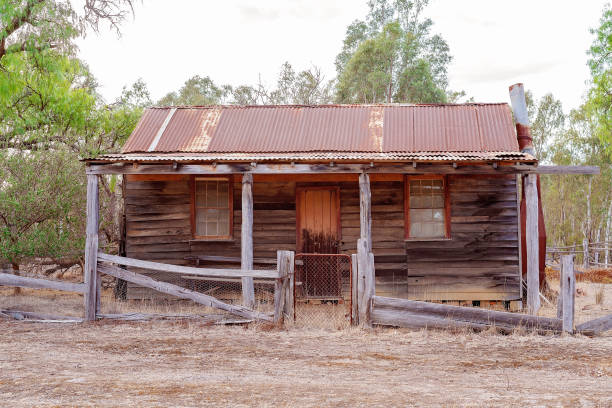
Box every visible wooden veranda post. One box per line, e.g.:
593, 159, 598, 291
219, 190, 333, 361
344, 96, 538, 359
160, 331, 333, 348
84, 174, 100, 320
525, 174, 540, 315
274, 250, 294, 325
241, 173, 256, 309
358, 173, 374, 327
359, 173, 372, 248
561, 255, 576, 333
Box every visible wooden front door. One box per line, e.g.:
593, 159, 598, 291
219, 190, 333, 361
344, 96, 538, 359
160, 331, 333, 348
296, 187, 340, 254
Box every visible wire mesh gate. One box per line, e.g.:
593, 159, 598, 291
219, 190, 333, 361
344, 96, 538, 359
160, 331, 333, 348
293, 253, 352, 329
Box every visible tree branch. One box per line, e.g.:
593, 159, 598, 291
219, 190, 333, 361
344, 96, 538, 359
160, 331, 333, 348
0, 0, 46, 59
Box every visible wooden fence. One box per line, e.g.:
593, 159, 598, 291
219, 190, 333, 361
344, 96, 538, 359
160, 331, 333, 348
1, 250, 295, 324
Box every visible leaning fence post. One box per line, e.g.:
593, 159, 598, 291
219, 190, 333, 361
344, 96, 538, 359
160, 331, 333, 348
84, 173, 100, 321
561, 255, 575, 333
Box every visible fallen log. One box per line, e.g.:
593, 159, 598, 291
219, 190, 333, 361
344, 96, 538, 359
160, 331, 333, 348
576, 314, 612, 335
98, 312, 252, 324
0, 309, 82, 322
0, 272, 85, 294
98, 263, 272, 322
372, 296, 563, 332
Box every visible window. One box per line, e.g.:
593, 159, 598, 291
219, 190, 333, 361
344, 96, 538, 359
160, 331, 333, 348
405, 176, 449, 239
192, 177, 232, 239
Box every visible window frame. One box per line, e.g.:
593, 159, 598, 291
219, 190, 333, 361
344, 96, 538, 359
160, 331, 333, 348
404, 175, 451, 240
190, 176, 234, 241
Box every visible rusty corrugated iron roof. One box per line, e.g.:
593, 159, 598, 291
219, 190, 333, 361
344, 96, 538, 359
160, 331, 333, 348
120, 104, 521, 155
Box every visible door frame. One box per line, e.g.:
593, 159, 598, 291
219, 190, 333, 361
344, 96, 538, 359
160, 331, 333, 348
295, 185, 341, 252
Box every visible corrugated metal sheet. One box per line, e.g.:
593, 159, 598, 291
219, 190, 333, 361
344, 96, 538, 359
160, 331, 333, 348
92, 151, 535, 163
120, 104, 521, 155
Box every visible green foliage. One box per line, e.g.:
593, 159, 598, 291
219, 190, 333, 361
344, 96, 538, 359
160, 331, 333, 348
0, 150, 85, 264
585, 4, 612, 158
157, 75, 229, 106
525, 91, 565, 163
335, 0, 453, 103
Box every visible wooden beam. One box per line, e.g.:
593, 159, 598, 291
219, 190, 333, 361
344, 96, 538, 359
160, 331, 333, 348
241, 172, 255, 308
533, 165, 600, 175
97, 263, 272, 321
97, 252, 279, 279
525, 174, 540, 315
371, 296, 562, 332
84, 174, 100, 321
0, 272, 85, 293
561, 255, 575, 333
87, 162, 540, 175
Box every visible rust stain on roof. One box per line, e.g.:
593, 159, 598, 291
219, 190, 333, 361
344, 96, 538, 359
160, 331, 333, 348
368, 106, 384, 152
120, 104, 520, 155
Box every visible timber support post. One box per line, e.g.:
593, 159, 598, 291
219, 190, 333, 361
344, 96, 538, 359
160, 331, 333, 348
525, 174, 540, 315
241, 172, 255, 309
359, 173, 372, 249
84, 173, 100, 321
351, 253, 358, 325
357, 238, 374, 327
561, 255, 576, 333
274, 250, 294, 325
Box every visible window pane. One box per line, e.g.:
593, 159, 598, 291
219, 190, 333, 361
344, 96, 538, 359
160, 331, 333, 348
194, 179, 231, 237
408, 177, 446, 238
410, 209, 433, 222
432, 194, 445, 208
432, 209, 444, 221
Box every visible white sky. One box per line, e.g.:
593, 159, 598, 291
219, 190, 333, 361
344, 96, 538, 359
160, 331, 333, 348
75, 0, 609, 112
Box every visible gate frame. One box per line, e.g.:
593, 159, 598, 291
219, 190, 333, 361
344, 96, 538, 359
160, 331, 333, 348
293, 252, 353, 325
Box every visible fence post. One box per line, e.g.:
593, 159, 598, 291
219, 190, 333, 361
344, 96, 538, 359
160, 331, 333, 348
283, 251, 295, 319
561, 255, 575, 333
84, 173, 100, 321
241, 172, 255, 309
525, 174, 540, 315
357, 238, 373, 327
351, 253, 359, 325
274, 250, 292, 325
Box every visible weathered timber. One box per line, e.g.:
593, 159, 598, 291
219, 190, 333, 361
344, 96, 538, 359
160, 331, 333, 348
351, 253, 358, 325
0, 309, 82, 321
185, 255, 277, 265
561, 255, 575, 333
532, 165, 600, 175
273, 250, 293, 325
283, 251, 295, 319
371, 296, 562, 332
241, 173, 256, 308
84, 174, 100, 321
97, 253, 279, 279
357, 238, 374, 327
87, 162, 541, 175
0, 272, 85, 293
525, 174, 540, 314
97, 263, 272, 321
359, 173, 372, 249
371, 307, 491, 331
576, 314, 612, 335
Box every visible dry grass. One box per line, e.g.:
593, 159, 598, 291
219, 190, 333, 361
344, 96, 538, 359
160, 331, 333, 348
546, 267, 612, 284
596, 285, 605, 305
0, 320, 611, 407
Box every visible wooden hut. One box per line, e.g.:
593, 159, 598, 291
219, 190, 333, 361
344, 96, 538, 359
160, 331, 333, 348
85, 86, 590, 318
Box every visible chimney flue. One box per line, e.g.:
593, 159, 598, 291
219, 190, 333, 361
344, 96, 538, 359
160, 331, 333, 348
509, 83, 535, 156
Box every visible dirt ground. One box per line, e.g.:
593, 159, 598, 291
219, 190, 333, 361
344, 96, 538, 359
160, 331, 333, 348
0, 319, 610, 407
1, 276, 611, 407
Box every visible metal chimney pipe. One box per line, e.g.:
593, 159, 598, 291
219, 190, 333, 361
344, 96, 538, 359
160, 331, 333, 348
509, 83, 535, 156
